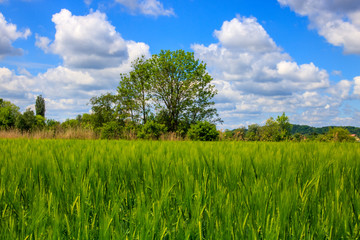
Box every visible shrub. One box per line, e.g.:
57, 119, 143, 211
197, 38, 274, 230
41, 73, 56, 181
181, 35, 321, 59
137, 121, 167, 140
187, 121, 219, 141
46, 119, 60, 130
326, 127, 356, 142
35, 115, 46, 130
61, 119, 79, 129
0, 100, 20, 129
15, 108, 36, 132
100, 121, 123, 139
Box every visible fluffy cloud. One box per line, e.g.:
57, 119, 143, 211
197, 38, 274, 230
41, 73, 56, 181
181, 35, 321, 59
328, 79, 353, 99
354, 76, 360, 96
2, 9, 151, 120
0, 12, 31, 59
192, 16, 358, 128
0, 67, 35, 99
214, 17, 278, 53
116, 0, 174, 17
36, 9, 129, 69
278, 0, 360, 54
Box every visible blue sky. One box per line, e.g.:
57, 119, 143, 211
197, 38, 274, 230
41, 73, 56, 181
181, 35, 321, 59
0, 0, 360, 128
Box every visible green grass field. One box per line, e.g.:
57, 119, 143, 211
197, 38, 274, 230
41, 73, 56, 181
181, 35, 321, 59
0, 139, 360, 239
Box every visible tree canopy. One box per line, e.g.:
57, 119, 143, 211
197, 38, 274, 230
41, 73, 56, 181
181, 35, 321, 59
35, 95, 46, 117
0, 99, 20, 129
109, 50, 221, 134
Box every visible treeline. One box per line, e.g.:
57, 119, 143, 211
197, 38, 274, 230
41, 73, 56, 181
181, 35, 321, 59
292, 124, 360, 136
223, 121, 358, 142
0, 49, 358, 142
0, 96, 47, 132
1, 96, 357, 142
0, 50, 221, 140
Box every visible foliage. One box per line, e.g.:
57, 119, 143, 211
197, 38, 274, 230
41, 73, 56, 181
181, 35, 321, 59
113, 50, 221, 134
35, 95, 46, 117
61, 119, 80, 129
246, 124, 261, 141
46, 119, 61, 130
117, 56, 152, 124
1, 140, 360, 239
291, 133, 304, 142
325, 127, 355, 142
292, 124, 360, 136
149, 50, 220, 132
276, 112, 292, 140
100, 121, 123, 139
79, 113, 95, 129
260, 117, 280, 141
15, 108, 36, 132
187, 121, 219, 141
89, 93, 118, 128
137, 120, 167, 140
0, 99, 20, 129
35, 115, 46, 129
223, 127, 247, 141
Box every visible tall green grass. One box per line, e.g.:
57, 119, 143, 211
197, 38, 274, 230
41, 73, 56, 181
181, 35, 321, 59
0, 140, 359, 239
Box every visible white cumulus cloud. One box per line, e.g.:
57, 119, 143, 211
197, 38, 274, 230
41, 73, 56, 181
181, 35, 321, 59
0, 12, 31, 59
278, 0, 360, 54
36, 9, 129, 69
354, 76, 360, 96
3, 9, 151, 120
192, 16, 358, 128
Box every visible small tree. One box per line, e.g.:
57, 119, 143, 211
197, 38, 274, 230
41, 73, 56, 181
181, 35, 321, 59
326, 127, 355, 142
89, 93, 118, 128
0, 99, 20, 129
137, 120, 167, 140
260, 117, 280, 141
15, 108, 36, 132
100, 121, 123, 139
187, 121, 219, 141
35, 95, 46, 117
46, 119, 60, 130
246, 124, 261, 141
276, 113, 292, 140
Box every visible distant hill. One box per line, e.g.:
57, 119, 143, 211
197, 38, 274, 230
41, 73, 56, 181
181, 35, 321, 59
291, 124, 360, 136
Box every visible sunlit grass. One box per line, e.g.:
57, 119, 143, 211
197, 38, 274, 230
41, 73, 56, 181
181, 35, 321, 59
0, 140, 359, 239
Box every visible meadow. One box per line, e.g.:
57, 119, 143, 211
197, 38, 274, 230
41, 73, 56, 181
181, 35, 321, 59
0, 139, 360, 239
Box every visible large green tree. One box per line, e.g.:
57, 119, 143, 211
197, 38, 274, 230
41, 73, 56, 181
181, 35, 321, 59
92, 49, 221, 134
117, 56, 152, 124
147, 50, 219, 132
35, 95, 46, 117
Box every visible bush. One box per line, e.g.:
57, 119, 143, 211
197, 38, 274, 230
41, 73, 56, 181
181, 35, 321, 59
0, 100, 20, 129
100, 121, 123, 139
326, 127, 355, 142
187, 121, 219, 141
35, 115, 46, 130
15, 108, 36, 132
291, 133, 304, 142
137, 121, 167, 140
61, 119, 79, 129
46, 119, 60, 130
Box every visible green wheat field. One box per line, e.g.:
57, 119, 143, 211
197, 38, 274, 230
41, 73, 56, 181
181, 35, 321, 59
0, 139, 360, 239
